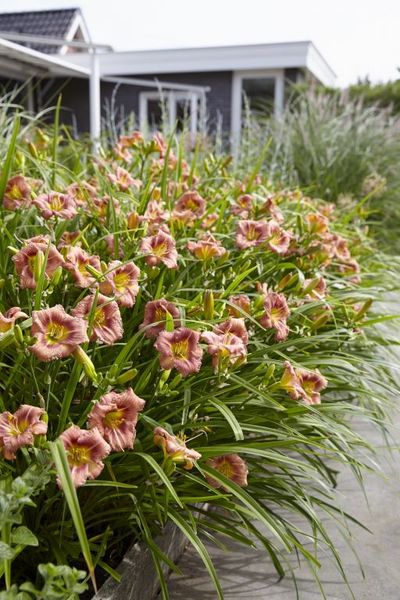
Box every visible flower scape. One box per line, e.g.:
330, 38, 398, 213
0, 119, 393, 598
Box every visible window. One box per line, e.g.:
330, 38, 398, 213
231, 70, 285, 152
139, 90, 204, 135
242, 77, 276, 116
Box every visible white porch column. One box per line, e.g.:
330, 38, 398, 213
89, 51, 101, 150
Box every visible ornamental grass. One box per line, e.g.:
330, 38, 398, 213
0, 106, 398, 599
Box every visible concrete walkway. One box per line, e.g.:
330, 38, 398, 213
167, 415, 400, 599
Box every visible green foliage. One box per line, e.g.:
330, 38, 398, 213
0, 104, 397, 600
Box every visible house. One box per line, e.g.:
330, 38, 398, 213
0, 8, 336, 144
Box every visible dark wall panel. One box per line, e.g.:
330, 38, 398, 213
46, 70, 233, 134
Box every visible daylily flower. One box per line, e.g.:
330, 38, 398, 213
144, 200, 169, 226
89, 196, 120, 222
33, 192, 77, 220
304, 276, 327, 300
100, 260, 140, 308
141, 231, 178, 269
259, 292, 290, 341
139, 298, 181, 338
30, 305, 88, 361
13, 236, 64, 289
4, 175, 32, 210
236, 220, 269, 249
231, 194, 253, 218
266, 220, 291, 254
108, 166, 142, 191
260, 195, 284, 223
201, 212, 218, 229
306, 213, 329, 235
215, 317, 249, 345
153, 426, 201, 469
114, 142, 133, 162
88, 389, 145, 452
202, 328, 247, 372
64, 246, 101, 288
0, 405, 47, 460
72, 293, 123, 345
127, 211, 145, 230
228, 294, 251, 317
0, 307, 28, 333
59, 425, 110, 487
206, 454, 248, 488
119, 131, 144, 148
175, 191, 206, 218
154, 327, 203, 376
187, 233, 226, 261
339, 258, 361, 284
280, 360, 327, 405
67, 181, 97, 206
58, 230, 82, 248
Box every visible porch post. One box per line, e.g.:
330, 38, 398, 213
89, 51, 101, 150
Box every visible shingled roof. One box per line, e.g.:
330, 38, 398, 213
0, 8, 84, 54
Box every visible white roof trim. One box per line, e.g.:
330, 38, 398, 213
59, 11, 92, 55
66, 41, 336, 86
0, 37, 90, 79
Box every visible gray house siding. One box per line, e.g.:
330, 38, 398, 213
45, 71, 233, 135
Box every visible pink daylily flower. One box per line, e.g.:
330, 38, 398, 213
236, 220, 269, 249
88, 389, 145, 452
72, 293, 123, 345
154, 327, 203, 377
64, 246, 101, 288
59, 425, 110, 487
228, 294, 251, 317
266, 220, 291, 255
139, 298, 181, 338
201, 212, 218, 229
141, 231, 178, 269
0, 405, 47, 460
153, 426, 201, 469
175, 191, 206, 218
33, 192, 77, 220
30, 305, 88, 361
306, 212, 330, 235
260, 195, 284, 223
100, 260, 140, 308
280, 360, 328, 405
215, 317, 249, 345
259, 292, 290, 341
202, 329, 247, 372
144, 200, 169, 226
4, 175, 32, 210
107, 166, 142, 191
0, 307, 28, 333
206, 454, 248, 488
231, 194, 253, 218
187, 233, 226, 261
67, 181, 97, 206
12, 236, 64, 289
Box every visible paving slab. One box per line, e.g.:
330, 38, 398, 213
167, 416, 400, 599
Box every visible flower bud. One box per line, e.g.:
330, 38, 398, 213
28, 142, 39, 158
50, 266, 63, 287
262, 363, 276, 385
13, 325, 24, 346
73, 347, 98, 383
114, 368, 138, 384
33, 250, 45, 283
85, 264, 103, 280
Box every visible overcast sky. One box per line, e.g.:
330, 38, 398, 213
0, 0, 399, 86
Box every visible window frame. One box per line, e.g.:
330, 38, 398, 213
231, 69, 285, 149
139, 89, 203, 134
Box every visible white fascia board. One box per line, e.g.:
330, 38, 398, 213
66, 40, 336, 85
0, 37, 90, 78
305, 43, 336, 86
59, 12, 92, 56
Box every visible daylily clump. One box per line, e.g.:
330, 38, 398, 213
0, 121, 384, 597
